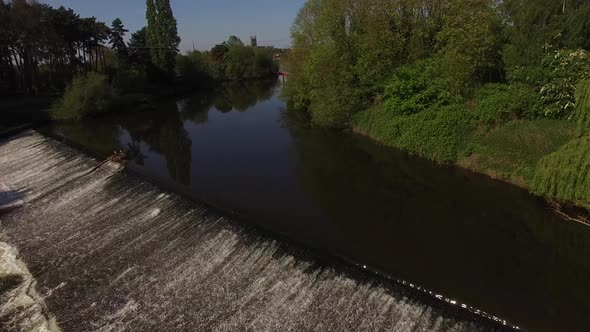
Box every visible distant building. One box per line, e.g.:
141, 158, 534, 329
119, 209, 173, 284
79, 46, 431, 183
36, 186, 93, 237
250, 35, 257, 48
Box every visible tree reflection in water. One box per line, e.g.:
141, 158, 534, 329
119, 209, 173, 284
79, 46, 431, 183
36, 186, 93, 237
120, 101, 192, 185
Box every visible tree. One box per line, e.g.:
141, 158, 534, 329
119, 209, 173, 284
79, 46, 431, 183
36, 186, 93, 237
129, 27, 150, 66
435, 0, 502, 96
210, 44, 228, 61
109, 18, 128, 63
146, 0, 180, 77
224, 35, 244, 47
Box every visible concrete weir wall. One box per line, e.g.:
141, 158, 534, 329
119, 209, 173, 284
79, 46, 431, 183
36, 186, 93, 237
0, 132, 507, 332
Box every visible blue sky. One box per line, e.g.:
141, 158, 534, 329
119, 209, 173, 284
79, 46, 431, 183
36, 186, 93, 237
42, 0, 306, 52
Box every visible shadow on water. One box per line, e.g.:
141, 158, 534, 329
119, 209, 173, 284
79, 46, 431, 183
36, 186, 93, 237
44, 78, 590, 331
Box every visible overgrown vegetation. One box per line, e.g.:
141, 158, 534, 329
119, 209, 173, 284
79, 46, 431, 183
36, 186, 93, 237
175, 40, 278, 85
460, 120, 576, 184
51, 73, 114, 120
575, 80, 590, 136
532, 137, 590, 208
285, 0, 590, 207
354, 105, 475, 163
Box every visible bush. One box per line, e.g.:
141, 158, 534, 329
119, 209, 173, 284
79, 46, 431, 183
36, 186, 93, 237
354, 104, 475, 163
50, 73, 115, 120
540, 49, 590, 119
175, 51, 213, 87
531, 136, 590, 207
473, 83, 543, 125
383, 60, 457, 116
575, 80, 590, 136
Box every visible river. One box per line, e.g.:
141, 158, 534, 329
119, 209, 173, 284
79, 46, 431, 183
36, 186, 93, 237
47, 79, 590, 331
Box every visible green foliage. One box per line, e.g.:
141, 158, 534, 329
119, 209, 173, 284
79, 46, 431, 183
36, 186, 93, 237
175, 51, 214, 86
354, 105, 475, 163
1, 1, 113, 94
50, 73, 115, 120
224, 46, 255, 80
383, 60, 457, 116
540, 49, 590, 119
460, 120, 575, 183
129, 27, 149, 66
109, 18, 128, 62
225, 36, 244, 47
532, 136, 590, 207
111, 66, 149, 94
435, 0, 502, 95
575, 80, 590, 136
502, 0, 590, 84
146, 0, 180, 77
223, 45, 278, 81
473, 83, 543, 125
174, 44, 277, 85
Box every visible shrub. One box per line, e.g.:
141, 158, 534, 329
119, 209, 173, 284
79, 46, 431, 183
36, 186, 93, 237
473, 83, 543, 125
175, 51, 213, 86
531, 136, 590, 207
575, 80, 590, 136
354, 104, 475, 163
540, 49, 590, 119
383, 60, 457, 116
50, 73, 115, 120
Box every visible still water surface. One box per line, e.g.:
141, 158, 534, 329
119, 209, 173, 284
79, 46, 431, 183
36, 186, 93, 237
49, 79, 590, 331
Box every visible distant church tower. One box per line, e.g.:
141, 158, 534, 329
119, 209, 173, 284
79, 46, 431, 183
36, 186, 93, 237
250, 35, 258, 48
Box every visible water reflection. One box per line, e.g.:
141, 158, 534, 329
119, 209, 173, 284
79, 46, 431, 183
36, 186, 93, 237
178, 79, 279, 119
282, 109, 590, 331
48, 79, 590, 331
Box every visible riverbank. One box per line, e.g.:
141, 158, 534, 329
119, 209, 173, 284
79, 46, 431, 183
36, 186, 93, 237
351, 106, 590, 215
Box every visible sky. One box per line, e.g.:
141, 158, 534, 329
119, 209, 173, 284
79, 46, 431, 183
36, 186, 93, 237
42, 0, 306, 52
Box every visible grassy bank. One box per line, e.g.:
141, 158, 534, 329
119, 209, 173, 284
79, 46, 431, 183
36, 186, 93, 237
352, 104, 587, 209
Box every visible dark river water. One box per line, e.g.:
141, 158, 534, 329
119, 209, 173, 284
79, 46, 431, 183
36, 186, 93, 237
47, 79, 590, 331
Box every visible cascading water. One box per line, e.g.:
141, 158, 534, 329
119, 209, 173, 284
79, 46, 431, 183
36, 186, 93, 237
0, 132, 511, 331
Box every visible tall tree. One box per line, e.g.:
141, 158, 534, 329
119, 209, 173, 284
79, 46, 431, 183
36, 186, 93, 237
146, 0, 180, 77
129, 27, 150, 66
109, 18, 128, 64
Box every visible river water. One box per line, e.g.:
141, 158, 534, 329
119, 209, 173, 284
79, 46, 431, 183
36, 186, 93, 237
48, 79, 590, 331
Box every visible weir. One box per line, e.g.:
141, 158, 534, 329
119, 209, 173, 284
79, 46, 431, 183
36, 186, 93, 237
0, 132, 512, 331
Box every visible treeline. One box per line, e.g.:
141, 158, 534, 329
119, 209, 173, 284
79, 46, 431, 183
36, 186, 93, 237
175, 35, 279, 86
0, 0, 113, 95
285, 0, 590, 208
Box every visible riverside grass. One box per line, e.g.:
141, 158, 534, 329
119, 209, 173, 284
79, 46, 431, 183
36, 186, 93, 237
575, 80, 590, 137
